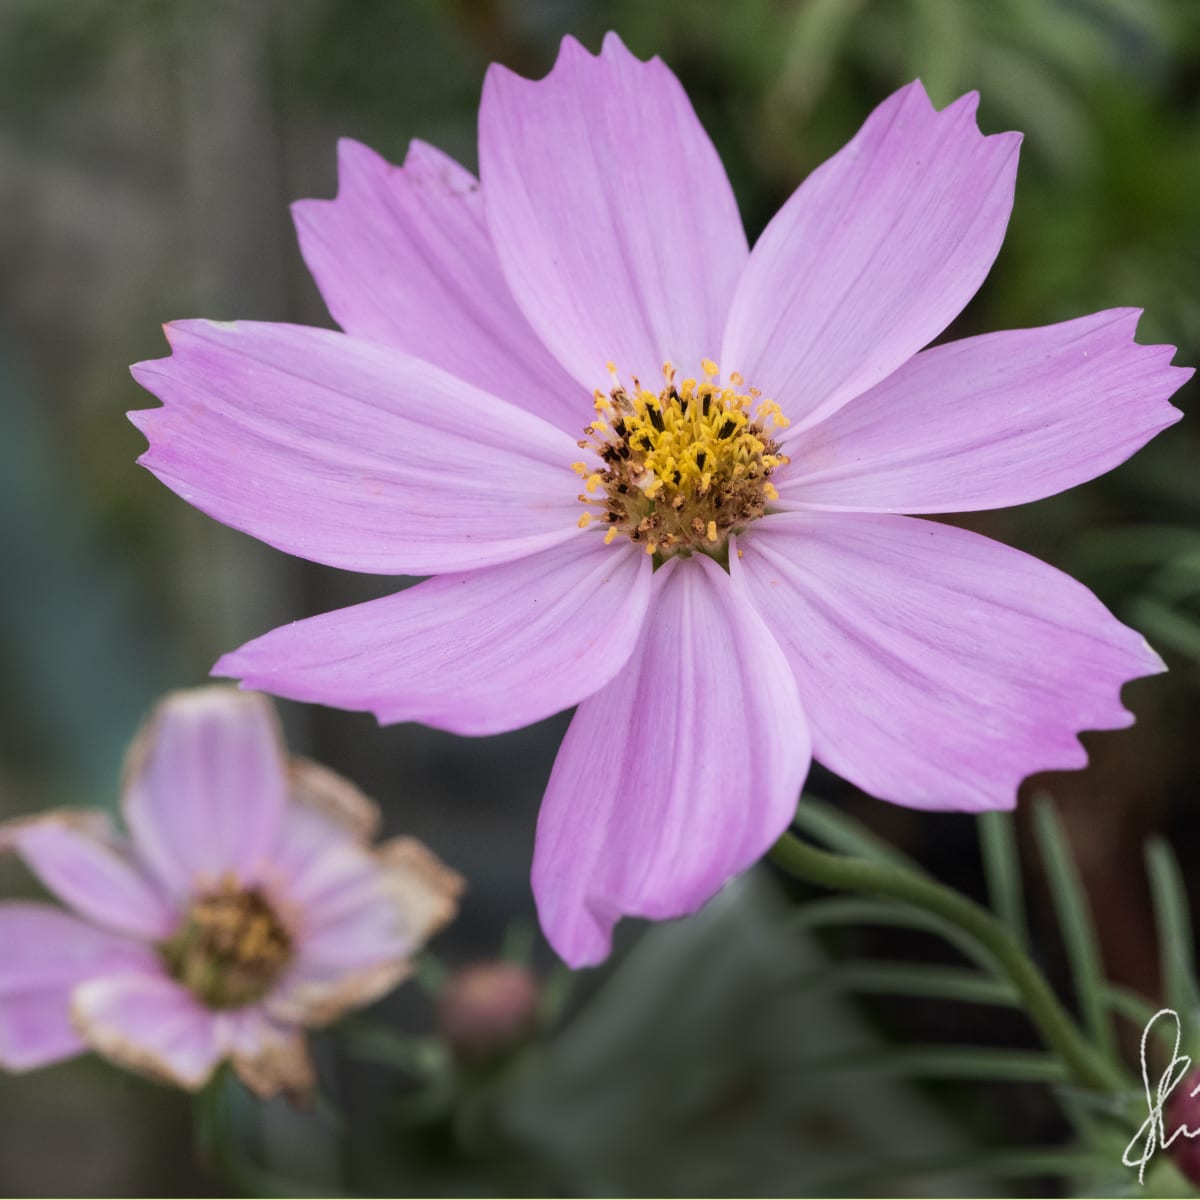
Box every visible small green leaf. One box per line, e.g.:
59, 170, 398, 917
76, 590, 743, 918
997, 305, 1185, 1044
978, 810, 1030, 949
792, 796, 925, 873
790, 894, 993, 971
1105, 982, 1167, 1036
1129, 595, 1200, 660
1032, 796, 1117, 1059
792, 959, 1018, 1007
1146, 836, 1200, 1018
804, 1044, 1068, 1083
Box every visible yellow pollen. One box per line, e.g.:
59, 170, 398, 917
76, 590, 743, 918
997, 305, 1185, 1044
578, 512, 593, 528
161, 879, 292, 1010
575, 361, 789, 560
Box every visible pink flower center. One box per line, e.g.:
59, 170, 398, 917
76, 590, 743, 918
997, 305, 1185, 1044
161, 880, 293, 1009
573, 359, 789, 559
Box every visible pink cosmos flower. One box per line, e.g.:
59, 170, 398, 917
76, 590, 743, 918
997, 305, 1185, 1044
129, 34, 1190, 968
0, 688, 462, 1094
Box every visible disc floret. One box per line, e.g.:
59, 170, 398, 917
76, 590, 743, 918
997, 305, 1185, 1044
161, 878, 293, 1009
575, 360, 789, 558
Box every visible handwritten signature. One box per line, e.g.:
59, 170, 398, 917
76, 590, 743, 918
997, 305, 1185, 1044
1124, 1008, 1200, 1183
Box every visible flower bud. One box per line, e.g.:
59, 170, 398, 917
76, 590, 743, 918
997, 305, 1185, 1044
435, 961, 540, 1063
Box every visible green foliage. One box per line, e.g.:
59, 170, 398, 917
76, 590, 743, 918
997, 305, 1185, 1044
785, 795, 1200, 1195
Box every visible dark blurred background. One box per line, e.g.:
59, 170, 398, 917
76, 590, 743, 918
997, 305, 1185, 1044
1, 0, 1198, 1194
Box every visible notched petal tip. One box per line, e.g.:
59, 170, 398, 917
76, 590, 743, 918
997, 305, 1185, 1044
599, 29, 643, 63
485, 30, 630, 93
554, 32, 593, 67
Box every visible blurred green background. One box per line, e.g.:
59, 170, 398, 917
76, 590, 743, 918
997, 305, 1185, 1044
1, 0, 1198, 1194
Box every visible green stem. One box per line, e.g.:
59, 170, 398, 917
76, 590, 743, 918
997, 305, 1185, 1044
769, 829, 1128, 1095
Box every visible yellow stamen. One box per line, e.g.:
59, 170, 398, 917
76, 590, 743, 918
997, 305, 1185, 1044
576, 361, 789, 559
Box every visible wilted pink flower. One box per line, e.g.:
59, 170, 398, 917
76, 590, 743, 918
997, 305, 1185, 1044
0, 688, 462, 1095
129, 34, 1190, 968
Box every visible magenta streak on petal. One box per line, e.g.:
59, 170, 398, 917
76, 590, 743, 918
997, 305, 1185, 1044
480, 32, 749, 392
739, 512, 1164, 811
532, 554, 810, 967
129, 320, 585, 576
122, 688, 289, 897
215, 535, 652, 736
722, 81, 1020, 435
776, 310, 1190, 513
293, 138, 589, 434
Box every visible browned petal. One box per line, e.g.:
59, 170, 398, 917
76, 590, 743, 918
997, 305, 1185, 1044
376, 837, 466, 943
267, 959, 413, 1030
69, 995, 215, 1092
232, 1032, 316, 1102
287, 756, 380, 842
0, 808, 115, 851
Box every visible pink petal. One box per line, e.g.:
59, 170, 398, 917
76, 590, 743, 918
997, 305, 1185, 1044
722, 81, 1021, 434
295, 877, 449, 972
0, 987, 90, 1070
266, 804, 396, 946
532, 554, 810, 967
130, 320, 584, 575
71, 973, 222, 1090
0, 902, 155, 994
738, 512, 1164, 811
122, 688, 288, 896
216, 1010, 315, 1099
0, 903, 158, 1071
276, 838, 387, 952
266, 958, 409, 1030
267, 790, 371, 907
273, 828, 460, 972
293, 138, 588, 433
778, 310, 1190, 512
215, 536, 652, 734
3, 817, 175, 940
480, 33, 748, 390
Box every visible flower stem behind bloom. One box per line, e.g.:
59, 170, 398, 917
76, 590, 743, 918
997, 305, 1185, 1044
768, 826, 1129, 1096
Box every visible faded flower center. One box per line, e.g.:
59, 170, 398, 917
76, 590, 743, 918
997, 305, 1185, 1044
161, 880, 293, 1009
574, 360, 789, 558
